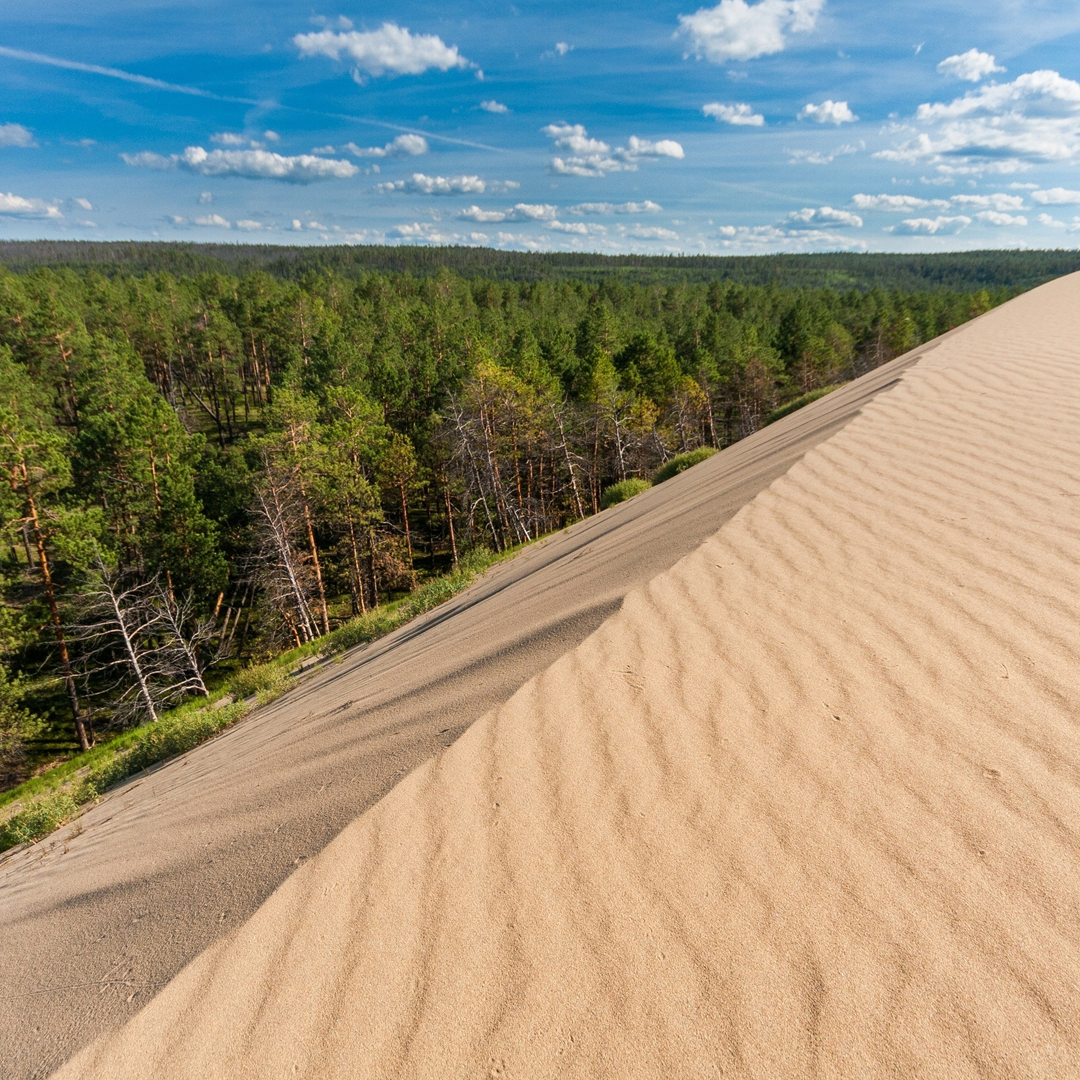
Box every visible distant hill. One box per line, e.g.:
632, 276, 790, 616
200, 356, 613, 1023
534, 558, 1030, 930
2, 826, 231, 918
1, 240, 1078, 292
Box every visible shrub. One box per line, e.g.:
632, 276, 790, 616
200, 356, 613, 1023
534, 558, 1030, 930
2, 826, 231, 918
601, 478, 652, 509
228, 662, 290, 700
0, 791, 79, 849
764, 385, 841, 426
651, 447, 717, 486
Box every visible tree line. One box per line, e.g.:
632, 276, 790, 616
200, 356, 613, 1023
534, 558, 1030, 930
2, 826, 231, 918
0, 264, 1001, 786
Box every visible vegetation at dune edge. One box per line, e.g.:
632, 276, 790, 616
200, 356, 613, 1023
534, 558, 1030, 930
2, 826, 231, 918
652, 446, 719, 486
0, 254, 1014, 847
764, 385, 842, 426
601, 478, 653, 509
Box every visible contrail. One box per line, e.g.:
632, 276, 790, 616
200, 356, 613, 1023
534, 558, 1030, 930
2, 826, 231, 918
0, 45, 260, 104
0, 44, 502, 153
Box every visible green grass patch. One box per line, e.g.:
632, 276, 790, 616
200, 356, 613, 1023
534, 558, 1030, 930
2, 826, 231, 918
651, 447, 718, 486
601, 478, 652, 510
764, 384, 844, 426
0, 545, 506, 853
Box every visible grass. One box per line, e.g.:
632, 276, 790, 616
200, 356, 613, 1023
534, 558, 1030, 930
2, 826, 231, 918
764, 384, 844, 426
601, 477, 652, 509
651, 446, 718, 486
0, 545, 504, 853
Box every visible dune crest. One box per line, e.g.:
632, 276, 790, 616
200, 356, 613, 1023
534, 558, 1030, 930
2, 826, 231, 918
56, 275, 1080, 1079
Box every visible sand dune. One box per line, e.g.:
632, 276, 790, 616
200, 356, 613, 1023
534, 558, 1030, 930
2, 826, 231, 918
53, 273, 1080, 1078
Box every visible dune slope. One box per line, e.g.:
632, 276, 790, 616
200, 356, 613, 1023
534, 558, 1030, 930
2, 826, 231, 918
52, 278, 1080, 1077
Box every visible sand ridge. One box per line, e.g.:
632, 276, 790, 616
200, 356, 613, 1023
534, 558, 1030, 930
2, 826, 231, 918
54, 274, 1080, 1079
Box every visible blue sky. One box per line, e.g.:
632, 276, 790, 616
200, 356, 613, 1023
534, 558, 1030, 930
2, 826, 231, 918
2, 0, 1080, 253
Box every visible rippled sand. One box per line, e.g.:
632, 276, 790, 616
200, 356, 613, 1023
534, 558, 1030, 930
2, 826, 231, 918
56, 274, 1080, 1079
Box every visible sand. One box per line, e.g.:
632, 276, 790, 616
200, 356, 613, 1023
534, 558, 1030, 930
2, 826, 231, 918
50, 273, 1080, 1077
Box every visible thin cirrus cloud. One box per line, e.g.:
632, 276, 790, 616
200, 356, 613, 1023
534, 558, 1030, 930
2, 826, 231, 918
676, 0, 824, 63
123, 146, 359, 183
0, 122, 36, 148
377, 173, 519, 195
876, 69, 1080, 175
801, 100, 857, 124
544, 124, 684, 177
294, 23, 471, 79
0, 191, 62, 219
937, 49, 1004, 83
703, 102, 765, 126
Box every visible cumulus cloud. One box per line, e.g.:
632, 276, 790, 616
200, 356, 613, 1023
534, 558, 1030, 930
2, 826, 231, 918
676, 0, 824, 63
1036, 212, 1066, 227
236, 219, 268, 230
544, 123, 684, 177
548, 220, 606, 235
785, 205, 862, 228
0, 191, 62, 219
703, 102, 765, 126
211, 132, 248, 147
193, 213, 231, 228
0, 122, 35, 148
343, 133, 429, 158
950, 192, 1025, 211
852, 193, 946, 211
457, 202, 557, 222
885, 215, 971, 235
1032, 187, 1080, 205
294, 23, 470, 79
975, 210, 1027, 226
480, 100, 509, 113
937, 49, 1004, 82
567, 201, 663, 214
716, 223, 866, 251
801, 99, 857, 124
122, 145, 359, 183
390, 221, 470, 243
377, 172, 487, 194
555, 42, 573, 56
619, 224, 679, 240
73, 197, 93, 211
875, 69, 1080, 173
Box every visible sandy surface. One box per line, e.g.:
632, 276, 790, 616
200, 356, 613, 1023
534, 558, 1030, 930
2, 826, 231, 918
50, 274, 1080, 1079
1, 330, 924, 1079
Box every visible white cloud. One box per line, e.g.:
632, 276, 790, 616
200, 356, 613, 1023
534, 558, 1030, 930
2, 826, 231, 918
620, 224, 679, 240
480, 100, 509, 113
199, 191, 213, 204
787, 141, 860, 164
851, 193, 947, 211
193, 213, 231, 228
0, 192, 62, 219
390, 221, 469, 242
236, 219, 268, 230
263, 130, 280, 142
715, 222, 866, 251
377, 172, 487, 194
950, 192, 1025, 211
555, 42, 573, 56
344, 133, 429, 158
1037, 212, 1066, 227
548, 220, 606, 235
885, 215, 971, 235
568, 201, 663, 214
801, 99, 857, 124
294, 23, 469, 79
976, 210, 1027, 226
544, 123, 684, 177
1032, 187, 1080, 205
73, 197, 93, 211
703, 101, 765, 126
122, 145, 359, 183
676, 0, 824, 63
457, 203, 557, 222
211, 132, 248, 147
876, 70, 1080, 173
785, 205, 863, 228
937, 49, 1004, 83
0, 122, 35, 148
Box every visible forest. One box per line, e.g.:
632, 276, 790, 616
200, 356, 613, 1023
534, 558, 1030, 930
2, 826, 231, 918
0, 261, 1009, 788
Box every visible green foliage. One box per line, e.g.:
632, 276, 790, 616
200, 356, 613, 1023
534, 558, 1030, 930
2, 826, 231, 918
0, 790, 79, 849
764, 385, 842, 426
227, 663, 292, 700
652, 447, 719, 485
601, 478, 652, 509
